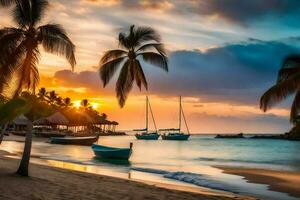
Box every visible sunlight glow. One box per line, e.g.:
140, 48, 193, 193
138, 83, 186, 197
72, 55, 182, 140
73, 101, 81, 109
92, 103, 98, 109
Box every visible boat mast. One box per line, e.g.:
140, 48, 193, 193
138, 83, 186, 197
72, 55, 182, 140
179, 96, 182, 133
181, 102, 190, 134
148, 98, 158, 132
146, 96, 148, 133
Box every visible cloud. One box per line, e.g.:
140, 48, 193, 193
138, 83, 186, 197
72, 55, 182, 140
80, 0, 300, 26
53, 38, 300, 106
189, 112, 290, 133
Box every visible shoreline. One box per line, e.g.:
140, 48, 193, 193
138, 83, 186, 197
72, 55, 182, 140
217, 166, 300, 199
0, 150, 253, 200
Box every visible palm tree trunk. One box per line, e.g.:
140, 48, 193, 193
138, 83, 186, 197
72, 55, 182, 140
16, 121, 33, 176
0, 122, 8, 145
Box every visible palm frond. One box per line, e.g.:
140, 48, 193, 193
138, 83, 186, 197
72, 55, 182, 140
99, 56, 126, 87
0, 28, 24, 66
0, 0, 14, 6
138, 52, 168, 72
30, 0, 49, 26
13, 0, 31, 28
290, 90, 300, 123
136, 43, 166, 55
0, 39, 27, 94
133, 25, 161, 45
134, 60, 147, 90
12, 47, 40, 98
260, 73, 300, 112
100, 49, 127, 64
118, 32, 130, 50
13, 0, 48, 27
278, 55, 300, 82
38, 24, 76, 69
118, 25, 161, 49
116, 59, 134, 107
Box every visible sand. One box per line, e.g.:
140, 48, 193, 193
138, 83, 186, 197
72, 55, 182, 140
0, 151, 253, 200
218, 166, 300, 198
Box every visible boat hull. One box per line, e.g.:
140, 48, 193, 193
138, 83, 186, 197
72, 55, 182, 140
50, 136, 98, 146
92, 144, 132, 160
135, 133, 160, 140
161, 134, 190, 141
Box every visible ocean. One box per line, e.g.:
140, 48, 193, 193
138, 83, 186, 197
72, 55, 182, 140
1, 134, 300, 200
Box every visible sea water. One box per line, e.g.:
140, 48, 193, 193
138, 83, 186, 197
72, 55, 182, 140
1, 134, 300, 200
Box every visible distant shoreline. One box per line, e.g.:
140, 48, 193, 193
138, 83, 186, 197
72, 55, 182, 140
0, 150, 253, 200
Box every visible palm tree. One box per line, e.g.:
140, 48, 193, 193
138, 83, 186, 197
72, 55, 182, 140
47, 90, 58, 104
81, 99, 89, 108
37, 87, 47, 99
64, 97, 72, 107
99, 25, 168, 107
260, 55, 300, 123
55, 96, 63, 106
0, 0, 76, 176
0, 0, 76, 97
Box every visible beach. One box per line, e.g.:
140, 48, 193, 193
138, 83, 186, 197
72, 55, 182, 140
218, 167, 300, 199
2, 135, 300, 200
0, 150, 253, 200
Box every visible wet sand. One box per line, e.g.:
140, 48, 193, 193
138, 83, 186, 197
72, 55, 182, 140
218, 166, 300, 198
0, 151, 254, 200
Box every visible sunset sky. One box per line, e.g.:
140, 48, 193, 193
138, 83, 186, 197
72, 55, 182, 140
1, 0, 300, 133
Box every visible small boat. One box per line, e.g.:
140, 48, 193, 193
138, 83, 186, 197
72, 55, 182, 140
135, 96, 160, 140
215, 133, 244, 139
161, 132, 190, 140
92, 143, 133, 160
50, 136, 98, 145
136, 132, 160, 140
160, 96, 190, 141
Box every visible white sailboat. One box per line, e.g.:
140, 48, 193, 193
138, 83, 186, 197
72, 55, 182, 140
160, 96, 190, 140
134, 96, 160, 140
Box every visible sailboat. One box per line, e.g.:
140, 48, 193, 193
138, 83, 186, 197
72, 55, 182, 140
134, 96, 160, 140
160, 96, 190, 140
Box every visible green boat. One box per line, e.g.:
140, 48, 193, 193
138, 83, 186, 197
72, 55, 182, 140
160, 96, 190, 141
92, 143, 133, 160
135, 96, 160, 140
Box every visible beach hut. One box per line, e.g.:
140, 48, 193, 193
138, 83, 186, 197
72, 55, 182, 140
34, 112, 69, 137
34, 112, 69, 126
8, 115, 30, 136
10, 115, 30, 131
90, 115, 119, 134
63, 111, 95, 136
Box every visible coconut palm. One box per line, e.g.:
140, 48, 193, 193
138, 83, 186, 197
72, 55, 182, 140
0, 0, 76, 97
99, 25, 168, 107
47, 90, 58, 104
81, 99, 89, 108
55, 96, 63, 106
0, 0, 76, 176
37, 87, 47, 99
64, 97, 72, 107
260, 55, 300, 123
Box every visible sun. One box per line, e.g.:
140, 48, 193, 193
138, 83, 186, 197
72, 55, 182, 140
73, 101, 81, 109
92, 103, 98, 109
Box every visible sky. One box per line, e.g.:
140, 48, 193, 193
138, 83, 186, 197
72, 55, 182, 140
1, 0, 300, 133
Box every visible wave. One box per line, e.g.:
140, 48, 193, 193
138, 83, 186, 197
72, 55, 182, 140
131, 167, 239, 193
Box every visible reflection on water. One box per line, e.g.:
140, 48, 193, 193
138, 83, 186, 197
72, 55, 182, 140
1, 135, 300, 200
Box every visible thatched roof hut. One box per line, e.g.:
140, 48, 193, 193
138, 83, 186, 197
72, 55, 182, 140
34, 112, 69, 125
64, 111, 94, 126
13, 115, 30, 125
